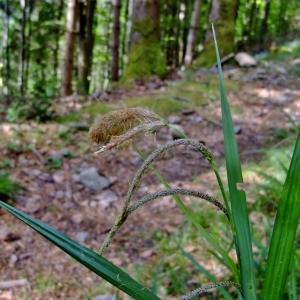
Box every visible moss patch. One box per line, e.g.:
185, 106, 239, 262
124, 95, 185, 116
123, 42, 166, 82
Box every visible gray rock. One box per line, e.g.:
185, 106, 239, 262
167, 115, 181, 124
71, 212, 84, 224
234, 126, 242, 135
170, 125, 185, 140
50, 148, 71, 160
75, 231, 89, 243
131, 156, 143, 166
92, 295, 116, 300
96, 190, 118, 209
79, 167, 111, 192
235, 52, 257, 67
52, 171, 64, 184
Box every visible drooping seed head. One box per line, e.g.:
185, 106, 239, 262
89, 107, 160, 145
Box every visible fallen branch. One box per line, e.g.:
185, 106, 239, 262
0, 279, 29, 289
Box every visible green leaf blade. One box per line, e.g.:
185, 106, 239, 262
0, 201, 160, 300
261, 131, 300, 300
212, 24, 257, 299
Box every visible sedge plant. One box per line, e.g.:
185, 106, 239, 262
0, 26, 299, 299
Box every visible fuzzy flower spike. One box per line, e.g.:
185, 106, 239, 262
89, 107, 164, 153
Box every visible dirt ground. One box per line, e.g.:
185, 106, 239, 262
0, 60, 299, 300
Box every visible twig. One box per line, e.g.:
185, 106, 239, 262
0, 279, 29, 289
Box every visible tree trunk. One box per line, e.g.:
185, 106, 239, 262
181, 0, 193, 64
3, 0, 10, 99
184, 0, 202, 65
19, 0, 27, 96
24, 0, 34, 93
260, 0, 271, 45
120, 0, 130, 73
124, 0, 165, 81
199, 0, 237, 66
78, 0, 96, 94
54, 0, 64, 83
111, 0, 121, 81
61, 0, 79, 96
165, 0, 180, 67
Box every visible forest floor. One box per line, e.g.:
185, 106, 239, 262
0, 51, 300, 300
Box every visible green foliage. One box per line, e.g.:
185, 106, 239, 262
6, 97, 54, 122
0, 172, 19, 199
261, 131, 300, 300
47, 158, 63, 170
213, 25, 257, 299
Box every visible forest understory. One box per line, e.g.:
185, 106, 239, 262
0, 51, 300, 300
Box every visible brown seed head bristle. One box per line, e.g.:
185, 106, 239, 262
89, 108, 160, 144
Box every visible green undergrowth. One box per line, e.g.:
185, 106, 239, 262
258, 39, 300, 62
58, 76, 239, 122
242, 141, 300, 296
0, 172, 20, 200
132, 202, 231, 298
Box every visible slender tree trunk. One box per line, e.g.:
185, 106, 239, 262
184, 0, 202, 65
19, 0, 27, 96
166, 0, 180, 67
24, 0, 34, 92
120, 0, 129, 73
3, 0, 10, 99
259, 0, 271, 50
111, 0, 121, 81
181, 0, 192, 64
61, 0, 79, 96
78, 0, 96, 94
54, 0, 64, 83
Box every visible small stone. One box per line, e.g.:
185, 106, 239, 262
167, 115, 181, 124
75, 231, 89, 243
131, 156, 142, 166
52, 171, 64, 184
92, 295, 116, 300
234, 126, 242, 135
90, 201, 98, 208
71, 213, 84, 224
50, 148, 71, 160
55, 190, 65, 199
181, 109, 195, 116
0, 227, 10, 241
39, 172, 53, 182
9, 254, 18, 267
31, 169, 42, 177
235, 52, 257, 67
291, 58, 300, 67
170, 125, 185, 140
189, 115, 203, 124
96, 190, 118, 209
79, 167, 111, 192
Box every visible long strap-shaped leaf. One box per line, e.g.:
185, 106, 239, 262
261, 130, 300, 300
212, 24, 257, 299
0, 200, 160, 300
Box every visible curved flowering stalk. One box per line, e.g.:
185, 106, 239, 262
181, 281, 240, 300
99, 139, 226, 254
128, 188, 229, 219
